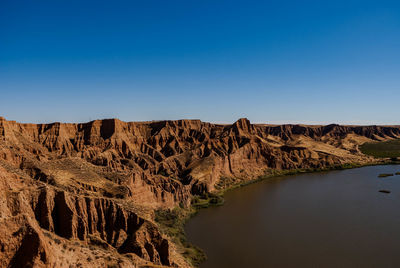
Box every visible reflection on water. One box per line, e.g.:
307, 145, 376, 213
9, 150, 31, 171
185, 165, 400, 268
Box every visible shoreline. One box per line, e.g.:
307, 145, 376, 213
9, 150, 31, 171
155, 158, 400, 267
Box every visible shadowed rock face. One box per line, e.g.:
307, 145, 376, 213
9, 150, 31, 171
0, 117, 399, 267
0, 165, 173, 267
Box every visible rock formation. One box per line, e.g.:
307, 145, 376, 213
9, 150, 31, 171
0, 116, 399, 267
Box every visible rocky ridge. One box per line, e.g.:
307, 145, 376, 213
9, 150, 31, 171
0, 116, 399, 267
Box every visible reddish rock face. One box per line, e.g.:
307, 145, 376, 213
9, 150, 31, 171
0, 117, 399, 267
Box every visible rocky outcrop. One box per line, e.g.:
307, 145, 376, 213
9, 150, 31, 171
0, 214, 52, 268
0, 165, 177, 267
0, 117, 399, 267
31, 188, 171, 265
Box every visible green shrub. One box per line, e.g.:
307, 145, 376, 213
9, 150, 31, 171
360, 139, 400, 158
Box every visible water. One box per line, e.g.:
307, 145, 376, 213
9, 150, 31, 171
185, 165, 400, 268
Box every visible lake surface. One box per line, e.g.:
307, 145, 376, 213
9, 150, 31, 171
185, 165, 400, 268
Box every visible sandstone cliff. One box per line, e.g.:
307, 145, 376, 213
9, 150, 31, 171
0, 116, 399, 267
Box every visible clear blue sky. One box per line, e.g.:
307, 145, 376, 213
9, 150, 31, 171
1, 0, 399, 124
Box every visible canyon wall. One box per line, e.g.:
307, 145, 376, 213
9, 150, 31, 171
0, 116, 399, 267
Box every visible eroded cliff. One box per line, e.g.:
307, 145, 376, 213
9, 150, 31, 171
0, 117, 399, 267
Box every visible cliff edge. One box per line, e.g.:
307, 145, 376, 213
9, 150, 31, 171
0, 117, 399, 267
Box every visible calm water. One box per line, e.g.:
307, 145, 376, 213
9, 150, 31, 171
185, 165, 400, 268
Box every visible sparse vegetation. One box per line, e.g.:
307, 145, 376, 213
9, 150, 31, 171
360, 139, 400, 158
154, 192, 224, 266
155, 207, 206, 266
215, 176, 242, 190
191, 193, 224, 209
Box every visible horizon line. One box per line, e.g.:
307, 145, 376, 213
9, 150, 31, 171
1, 116, 399, 127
